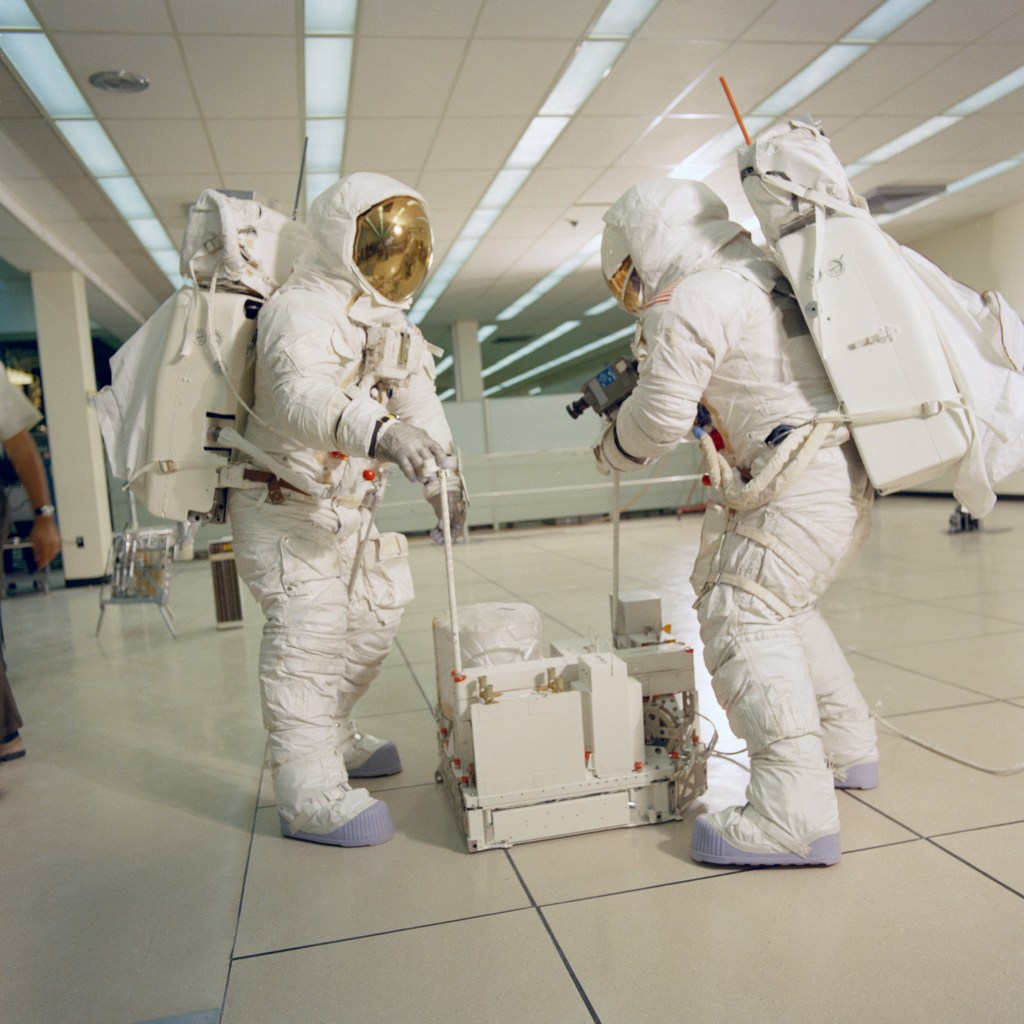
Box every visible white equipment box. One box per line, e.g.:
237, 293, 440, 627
433, 591, 707, 852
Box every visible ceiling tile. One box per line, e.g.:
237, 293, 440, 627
888, 0, 1023, 44
350, 38, 466, 118
742, 0, 881, 43
616, 116, 729, 170
343, 117, 440, 173
446, 40, 575, 117
879, 45, 1024, 116
475, 0, 602, 40
639, 0, 773, 41
543, 114, 653, 169
179, 35, 300, 119
106, 118, 218, 177
168, 0, 297, 35
206, 119, 304, 175
0, 129, 44, 179
808, 44, 960, 118
426, 117, 528, 171
582, 40, 730, 118
51, 32, 202, 120
359, 0, 485, 38
32, 0, 173, 33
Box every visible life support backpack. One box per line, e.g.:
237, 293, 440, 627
93, 192, 311, 524
738, 119, 1024, 517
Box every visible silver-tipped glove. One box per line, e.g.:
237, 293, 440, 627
373, 419, 449, 483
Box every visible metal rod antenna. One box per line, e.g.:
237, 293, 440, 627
719, 77, 751, 145
291, 136, 309, 221
612, 469, 621, 617
438, 467, 463, 677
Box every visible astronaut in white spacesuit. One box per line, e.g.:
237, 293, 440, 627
595, 179, 877, 867
229, 173, 464, 848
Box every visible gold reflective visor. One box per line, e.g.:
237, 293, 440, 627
607, 256, 644, 315
353, 195, 432, 303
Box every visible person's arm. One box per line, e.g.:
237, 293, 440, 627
3, 429, 61, 569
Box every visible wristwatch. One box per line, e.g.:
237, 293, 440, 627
34, 504, 55, 518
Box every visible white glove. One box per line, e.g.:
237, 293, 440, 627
426, 475, 467, 545
374, 419, 449, 483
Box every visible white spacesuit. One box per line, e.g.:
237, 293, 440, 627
229, 173, 464, 848
596, 179, 877, 867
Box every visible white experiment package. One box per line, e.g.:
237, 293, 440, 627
738, 119, 1024, 516
431, 472, 708, 852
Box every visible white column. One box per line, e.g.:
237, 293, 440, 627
451, 319, 483, 401
30, 270, 113, 582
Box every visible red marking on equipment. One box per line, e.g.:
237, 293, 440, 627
460, 775, 469, 785
633, 761, 643, 772
362, 468, 376, 481
670, 751, 680, 760
328, 451, 347, 460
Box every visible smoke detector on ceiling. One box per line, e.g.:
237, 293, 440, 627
88, 70, 150, 93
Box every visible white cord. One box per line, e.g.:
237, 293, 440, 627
876, 711, 1024, 776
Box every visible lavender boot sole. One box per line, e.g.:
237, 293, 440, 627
834, 761, 879, 789
279, 803, 395, 847
691, 814, 841, 867
347, 741, 403, 778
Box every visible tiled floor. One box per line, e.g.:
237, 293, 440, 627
2, 495, 1022, 1024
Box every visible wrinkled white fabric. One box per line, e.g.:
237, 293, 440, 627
230, 489, 413, 831
601, 179, 877, 850
231, 172, 454, 833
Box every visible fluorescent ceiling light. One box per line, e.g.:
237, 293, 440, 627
669, 119, 772, 179
305, 0, 357, 34
946, 65, 1024, 117
481, 169, 532, 208
592, 0, 659, 38
461, 207, 503, 239
55, 120, 130, 177
541, 40, 624, 116
478, 324, 499, 341
507, 116, 570, 169
752, 45, 869, 116
485, 324, 634, 395
305, 118, 346, 170
0, 32, 91, 117
842, 0, 934, 44
127, 218, 175, 251
496, 235, 601, 321
438, 388, 456, 402
945, 154, 1024, 194
0, 0, 39, 29
97, 178, 156, 220
856, 115, 959, 166
483, 320, 580, 378
305, 36, 352, 117
435, 354, 453, 375
304, 172, 338, 205
585, 296, 618, 316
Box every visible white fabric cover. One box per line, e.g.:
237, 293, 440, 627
600, 180, 839, 473
180, 189, 310, 297
599, 178, 876, 853
230, 172, 455, 834
738, 119, 1024, 517
230, 489, 411, 832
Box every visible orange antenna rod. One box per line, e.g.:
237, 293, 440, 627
719, 76, 751, 145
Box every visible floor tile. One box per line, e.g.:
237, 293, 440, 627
223, 909, 595, 1024
543, 842, 1024, 1024
233, 785, 530, 957
932, 821, 1024, 895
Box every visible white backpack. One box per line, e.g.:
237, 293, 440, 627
94, 192, 311, 523
739, 119, 1024, 516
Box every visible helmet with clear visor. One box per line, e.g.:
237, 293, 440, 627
352, 195, 433, 305
601, 223, 644, 315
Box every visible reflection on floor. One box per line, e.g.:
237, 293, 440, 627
2, 495, 1022, 1023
